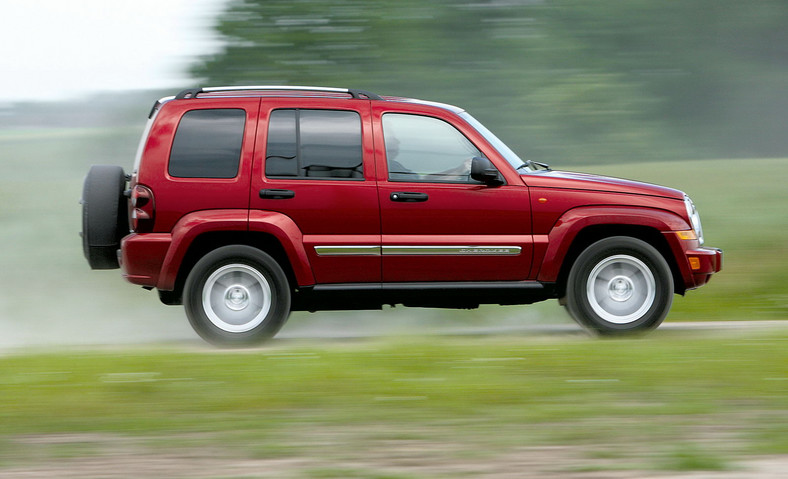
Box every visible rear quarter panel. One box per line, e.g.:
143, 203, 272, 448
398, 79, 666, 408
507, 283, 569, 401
136, 98, 261, 233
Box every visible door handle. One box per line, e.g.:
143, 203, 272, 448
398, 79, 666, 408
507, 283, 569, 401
259, 189, 295, 199
390, 192, 428, 202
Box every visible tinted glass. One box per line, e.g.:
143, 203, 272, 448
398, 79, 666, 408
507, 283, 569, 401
169, 109, 245, 178
265, 110, 298, 176
383, 113, 482, 183
265, 109, 363, 179
300, 110, 362, 177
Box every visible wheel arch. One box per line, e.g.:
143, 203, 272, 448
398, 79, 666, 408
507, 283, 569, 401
554, 225, 684, 299
155, 210, 315, 302
163, 231, 299, 306
536, 206, 690, 298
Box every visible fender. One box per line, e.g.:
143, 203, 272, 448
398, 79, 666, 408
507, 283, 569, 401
157, 210, 249, 290
535, 205, 691, 282
156, 209, 317, 290
248, 210, 315, 286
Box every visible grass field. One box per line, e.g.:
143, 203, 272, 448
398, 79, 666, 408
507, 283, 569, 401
1, 330, 787, 476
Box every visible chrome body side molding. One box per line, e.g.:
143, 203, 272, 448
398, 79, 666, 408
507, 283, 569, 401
315, 245, 522, 256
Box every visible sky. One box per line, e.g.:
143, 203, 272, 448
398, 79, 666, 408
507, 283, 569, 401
0, 0, 229, 103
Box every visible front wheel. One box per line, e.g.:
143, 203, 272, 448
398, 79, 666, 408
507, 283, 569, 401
565, 237, 673, 335
184, 246, 291, 346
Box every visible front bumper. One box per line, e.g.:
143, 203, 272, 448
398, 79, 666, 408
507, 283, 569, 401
685, 246, 723, 289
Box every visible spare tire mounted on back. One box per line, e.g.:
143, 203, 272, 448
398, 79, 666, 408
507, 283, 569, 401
81, 165, 129, 270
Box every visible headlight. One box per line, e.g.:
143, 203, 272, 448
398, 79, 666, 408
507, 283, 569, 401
684, 195, 704, 245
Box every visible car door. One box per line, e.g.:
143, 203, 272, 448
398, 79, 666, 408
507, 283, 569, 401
250, 98, 380, 284
373, 104, 533, 282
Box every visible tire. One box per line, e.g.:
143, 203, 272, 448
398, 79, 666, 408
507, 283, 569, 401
81, 165, 128, 269
183, 245, 291, 346
565, 236, 673, 335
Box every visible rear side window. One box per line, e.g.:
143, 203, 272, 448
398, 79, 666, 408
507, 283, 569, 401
266, 109, 363, 179
169, 109, 245, 178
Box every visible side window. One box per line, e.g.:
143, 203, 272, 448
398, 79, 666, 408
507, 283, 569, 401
382, 113, 482, 183
169, 109, 245, 178
265, 109, 363, 179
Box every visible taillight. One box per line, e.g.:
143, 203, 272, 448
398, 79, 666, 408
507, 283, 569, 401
131, 185, 155, 233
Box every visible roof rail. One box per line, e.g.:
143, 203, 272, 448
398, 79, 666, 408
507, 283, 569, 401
174, 86, 382, 101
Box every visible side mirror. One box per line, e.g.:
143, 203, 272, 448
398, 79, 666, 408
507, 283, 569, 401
470, 156, 504, 186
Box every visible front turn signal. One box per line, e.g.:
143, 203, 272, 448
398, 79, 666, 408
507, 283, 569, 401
676, 230, 697, 241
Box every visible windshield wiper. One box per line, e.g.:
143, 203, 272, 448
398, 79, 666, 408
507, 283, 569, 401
516, 160, 551, 172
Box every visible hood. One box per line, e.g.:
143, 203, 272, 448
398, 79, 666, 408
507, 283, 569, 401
522, 170, 684, 200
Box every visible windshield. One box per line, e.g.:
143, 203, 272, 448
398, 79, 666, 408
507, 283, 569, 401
459, 112, 527, 171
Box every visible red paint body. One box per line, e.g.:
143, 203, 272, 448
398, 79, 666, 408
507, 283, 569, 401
120, 90, 721, 304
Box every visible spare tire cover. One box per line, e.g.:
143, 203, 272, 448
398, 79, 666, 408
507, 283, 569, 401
81, 165, 128, 269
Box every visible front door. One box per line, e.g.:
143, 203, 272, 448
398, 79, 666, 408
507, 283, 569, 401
373, 106, 532, 282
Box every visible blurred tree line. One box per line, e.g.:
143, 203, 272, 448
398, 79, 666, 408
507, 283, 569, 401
192, 0, 788, 165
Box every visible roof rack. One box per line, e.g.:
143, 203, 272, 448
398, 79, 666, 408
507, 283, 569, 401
174, 86, 382, 101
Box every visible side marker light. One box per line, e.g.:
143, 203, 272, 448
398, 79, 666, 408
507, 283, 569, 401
689, 257, 701, 270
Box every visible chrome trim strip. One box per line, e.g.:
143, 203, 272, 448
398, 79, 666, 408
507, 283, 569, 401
383, 246, 522, 256
314, 246, 381, 256
314, 245, 522, 256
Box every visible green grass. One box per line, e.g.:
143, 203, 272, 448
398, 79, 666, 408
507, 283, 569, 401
658, 444, 730, 471
305, 468, 417, 479
0, 332, 786, 472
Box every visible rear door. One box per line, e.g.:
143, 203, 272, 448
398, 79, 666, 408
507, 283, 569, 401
250, 98, 380, 284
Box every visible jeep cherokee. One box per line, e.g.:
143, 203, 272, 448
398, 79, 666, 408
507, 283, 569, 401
81, 86, 722, 345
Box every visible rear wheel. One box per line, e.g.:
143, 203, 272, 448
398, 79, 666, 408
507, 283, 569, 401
184, 245, 291, 346
81, 165, 128, 269
565, 236, 673, 334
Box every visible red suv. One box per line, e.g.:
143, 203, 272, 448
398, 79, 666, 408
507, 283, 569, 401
81, 86, 722, 345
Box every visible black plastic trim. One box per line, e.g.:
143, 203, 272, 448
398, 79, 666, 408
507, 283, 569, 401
259, 189, 295, 199
390, 192, 429, 202
312, 281, 546, 293
175, 88, 202, 100
148, 101, 160, 119
291, 281, 555, 311
348, 89, 382, 100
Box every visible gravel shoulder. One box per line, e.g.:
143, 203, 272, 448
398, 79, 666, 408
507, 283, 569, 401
1, 433, 787, 479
